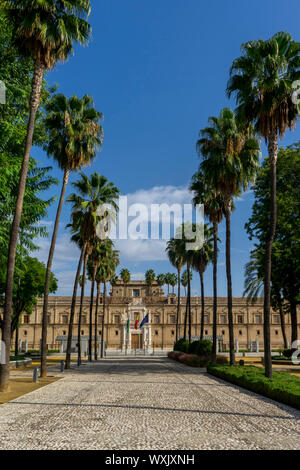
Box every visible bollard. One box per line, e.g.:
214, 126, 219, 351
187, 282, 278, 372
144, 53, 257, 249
60, 360, 65, 372
33, 367, 39, 383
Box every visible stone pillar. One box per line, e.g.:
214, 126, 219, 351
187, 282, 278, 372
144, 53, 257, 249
235, 340, 239, 354
24, 339, 28, 353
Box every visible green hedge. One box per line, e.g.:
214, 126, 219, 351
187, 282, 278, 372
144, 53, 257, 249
207, 364, 300, 410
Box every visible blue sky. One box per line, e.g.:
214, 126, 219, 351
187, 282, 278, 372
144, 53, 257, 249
34, 0, 300, 297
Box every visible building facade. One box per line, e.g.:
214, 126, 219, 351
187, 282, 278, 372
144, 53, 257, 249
15, 280, 299, 352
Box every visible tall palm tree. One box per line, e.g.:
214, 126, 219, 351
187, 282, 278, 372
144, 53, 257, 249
191, 171, 224, 363
169, 274, 178, 294
166, 240, 185, 341
181, 270, 189, 297
196, 108, 260, 364
191, 224, 214, 340
96, 243, 119, 358
65, 172, 119, 369
41, 94, 103, 376
227, 32, 300, 377
120, 269, 130, 297
87, 240, 102, 361
0, 0, 91, 392
145, 269, 156, 296
94, 240, 119, 361
164, 273, 173, 296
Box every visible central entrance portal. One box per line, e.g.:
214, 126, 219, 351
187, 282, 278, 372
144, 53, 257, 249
131, 334, 143, 350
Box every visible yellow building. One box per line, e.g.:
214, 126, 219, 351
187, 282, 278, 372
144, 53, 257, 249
16, 280, 299, 352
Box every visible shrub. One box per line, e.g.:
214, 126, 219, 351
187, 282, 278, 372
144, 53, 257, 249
215, 355, 228, 365
196, 339, 213, 357
283, 349, 296, 359
188, 341, 199, 354
174, 338, 189, 353
207, 364, 300, 410
179, 354, 210, 367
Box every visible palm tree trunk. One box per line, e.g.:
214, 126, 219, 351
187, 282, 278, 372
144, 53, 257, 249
290, 301, 298, 345
212, 221, 218, 364
278, 303, 288, 350
15, 326, 19, 357
200, 271, 205, 340
88, 268, 96, 361
101, 282, 106, 358
0, 61, 44, 392
41, 168, 70, 378
188, 263, 192, 343
66, 244, 86, 369
264, 132, 278, 379
94, 282, 100, 361
225, 203, 235, 365
176, 267, 181, 341
77, 252, 88, 367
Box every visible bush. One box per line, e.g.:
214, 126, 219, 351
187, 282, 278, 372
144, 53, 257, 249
179, 354, 210, 368
174, 338, 189, 353
283, 349, 296, 359
215, 355, 229, 365
207, 364, 300, 410
188, 341, 199, 355
196, 339, 213, 357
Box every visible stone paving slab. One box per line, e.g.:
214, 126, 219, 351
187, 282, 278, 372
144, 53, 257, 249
0, 357, 299, 450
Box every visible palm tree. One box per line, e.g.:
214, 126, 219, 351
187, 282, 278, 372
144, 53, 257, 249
169, 274, 178, 294
87, 240, 102, 361
65, 172, 119, 369
196, 108, 260, 364
120, 269, 130, 297
166, 240, 185, 341
96, 243, 119, 358
94, 240, 119, 361
227, 32, 300, 377
41, 94, 103, 376
243, 247, 288, 350
191, 171, 224, 363
145, 269, 156, 296
0, 0, 91, 392
191, 224, 214, 340
181, 270, 188, 297
164, 273, 173, 296
156, 274, 166, 293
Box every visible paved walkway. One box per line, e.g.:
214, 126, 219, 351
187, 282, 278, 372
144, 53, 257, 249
0, 358, 299, 450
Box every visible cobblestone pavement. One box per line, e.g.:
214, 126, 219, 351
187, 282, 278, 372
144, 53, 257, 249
0, 357, 299, 450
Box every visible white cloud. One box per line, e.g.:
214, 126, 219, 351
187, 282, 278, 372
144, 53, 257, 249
116, 239, 168, 262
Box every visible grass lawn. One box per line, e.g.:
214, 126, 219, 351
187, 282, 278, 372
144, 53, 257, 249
207, 364, 300, 410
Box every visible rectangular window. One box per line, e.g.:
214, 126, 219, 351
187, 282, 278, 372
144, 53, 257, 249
133, 289, 140, 298
62, 315, 68, 324
204, 315, 209, 323
273, 315, 280, 324
237, 315, 244, 324
220, 315, 226, 324
23, 315, 30, 324
255, 315, 262, 324
170, 315, 176, 324
81, 316, 87, 324
154, 315, 160, 324
114, 315, 120, 323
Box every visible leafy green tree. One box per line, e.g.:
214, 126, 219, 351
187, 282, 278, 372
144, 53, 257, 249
227, 32, 300, 377
196, 107, 260, 364
156, 274, 166, 290
0, 0, 92, 392
42, 95, 103, 372
245, 146, 300, 347
0, 257, 57, 354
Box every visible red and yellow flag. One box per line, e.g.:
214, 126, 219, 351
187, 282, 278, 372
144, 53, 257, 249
134, 313, 139, 330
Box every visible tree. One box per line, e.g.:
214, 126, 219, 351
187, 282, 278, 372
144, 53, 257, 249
169, 274, 178, 294
196, 107, 260, 364
145, 269, 156, 296
245, 146, 300, 348
65, 172, 119, 368
227, 32, 300, 377
0, 257, 57, 354
120, 269, 131, 297
0, 0, 92, 392
156, 274, 166, 290
190, 171, 224, 363
95, 241, 119, 359
191, 224, 214, 340
166, 240, 185, 341
164, 273, 173, 296
41, 94, 103, 375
